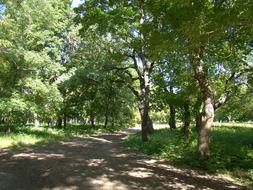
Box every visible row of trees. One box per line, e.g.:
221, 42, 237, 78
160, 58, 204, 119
0, 0, 252, 157
0, 0, 135, 128
75, 0, 253, 156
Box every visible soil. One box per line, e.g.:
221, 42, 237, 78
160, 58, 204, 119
0, 129, 250, 190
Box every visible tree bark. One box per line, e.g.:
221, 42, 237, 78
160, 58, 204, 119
195, 112, 202, 131
104, 86, 112, 128
198, 98, 214, 157
90, 115, 95, 127
194, 98, 202, 131
57, 115, 62, 128
63, 113, 67, 128
190, 48, 214, 157
104, 113, 108, 128
138, 99, 149, 142
169, 104, 176, 129
23, 111, 29, 125
183, 100, 190, 140
123, 0, 155, 142
147, 115, 154, 133
111, 117, 115, 128
48, 118, 54, 127
138, 0, 153, 142
34, 113, 40, 127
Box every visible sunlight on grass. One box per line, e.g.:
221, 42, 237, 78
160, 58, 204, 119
213, 122, 253, 128
0, 135, 41, 148
0, 124, 124, 149
0, 126, 70, 148
124, 126, 253, 187
0, 138, 15, 148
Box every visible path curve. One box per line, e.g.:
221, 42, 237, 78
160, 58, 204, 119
0, 129, 250, 190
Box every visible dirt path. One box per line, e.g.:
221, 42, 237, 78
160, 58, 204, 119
0, 130, 250, 190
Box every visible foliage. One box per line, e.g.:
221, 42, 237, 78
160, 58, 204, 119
0, 0, 72, 124
125, 126, 253, 187
150, 110, 168, 124
61, 31, 136, 127
215, 87, 253, 122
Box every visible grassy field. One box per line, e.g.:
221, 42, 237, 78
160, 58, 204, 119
0, 124, 123, 148
124, 124, 253, 187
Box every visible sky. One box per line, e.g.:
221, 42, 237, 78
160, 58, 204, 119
72, 0, 84, 7
0, 1, 82, 19
0, 4, 5, 18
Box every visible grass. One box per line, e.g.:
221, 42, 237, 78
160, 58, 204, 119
0, 125, 70, 148
0, 124, 124, 148
124, 125, 253, 187
213, 121, 253, 128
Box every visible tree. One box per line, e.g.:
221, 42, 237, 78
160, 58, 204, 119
60, 31, 136, 128
146, 0, 253, 156
75, 0, 158, 141
152, 51, 199, 140
0, 0, 72, 126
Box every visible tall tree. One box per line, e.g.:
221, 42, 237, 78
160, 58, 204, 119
147, 0, 253, 156
75, 0, 157, 141
61, 31, 136, 128
0, 0, 72, 125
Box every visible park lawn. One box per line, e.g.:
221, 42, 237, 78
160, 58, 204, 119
124, 125, 253, 187
0, 124, 123, 148
0, 125, 72, 148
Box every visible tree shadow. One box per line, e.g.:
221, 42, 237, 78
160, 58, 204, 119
0, 132, 250, 190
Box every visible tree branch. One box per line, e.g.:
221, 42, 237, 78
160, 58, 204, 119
108, 78, 140, 98
102, 65, 135, 72
130, 50, 142, 79
149, 61, 156, 73
214, 72, 242, 110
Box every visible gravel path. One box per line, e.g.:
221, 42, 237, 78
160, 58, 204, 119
0, 129, 250, 190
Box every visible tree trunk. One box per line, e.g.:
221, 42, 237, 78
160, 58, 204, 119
104, 85, 112, 128
183, 100, 190, 140
112, 117, 114, 128
147, 115, 154, 133
104, 114, 108, 128
63, 113, 67, 128
48, 118, 54, 127
90, 115, 95, 127
57, 115, 62, 128
137, 0, 154, 142
23, 111, 29, 125
194, 97, 202, 131
198, 98, 214, 156
34, 113, 40, 127
104, 99, 110, 128
195, 112, 202, 131
139, 100, 149, 142
169, 104, 176, 129
190, 48, 214, 157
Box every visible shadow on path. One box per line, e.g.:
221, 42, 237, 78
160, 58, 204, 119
0, 130, 250, 190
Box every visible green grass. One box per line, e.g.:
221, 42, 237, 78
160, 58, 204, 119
124, 126, 253, 187
0, 125, 70, 148
0, 124, 123, 148
213, 122, 253, 128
